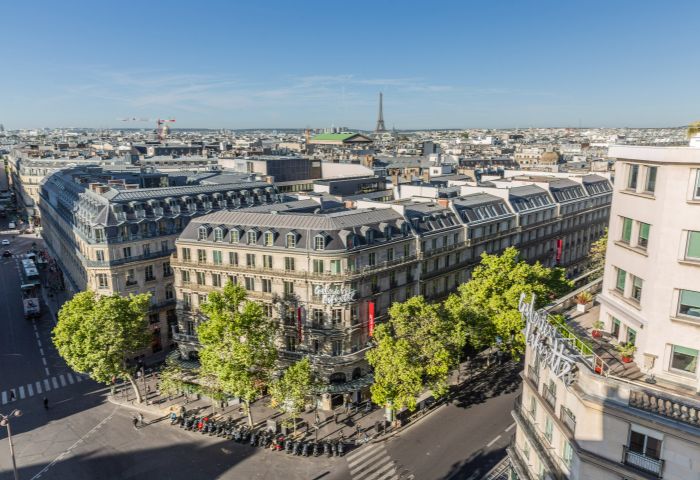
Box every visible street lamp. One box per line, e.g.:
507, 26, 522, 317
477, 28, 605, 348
0, 409, 22, 480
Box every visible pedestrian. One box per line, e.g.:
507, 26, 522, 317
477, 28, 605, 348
132, 416, 138, 430
43, 397, 49, 409
334, 411, 339, 424
138, 413, 144, 427
9, 390, 15, 402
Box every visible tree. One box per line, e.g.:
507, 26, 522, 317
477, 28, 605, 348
52, 291, 151, 403
387, 296, 465, 397
197, 281, 278, 426
366, 324, 424, 421
588, 228, 608, 276
444, 247, 571, 358
269, 358, 315, 432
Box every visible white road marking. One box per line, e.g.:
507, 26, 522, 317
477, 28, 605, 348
486, 435, 502, 448
41, 357, 47, 366
35, 381, 42, 394
365, 463, 396, 480
37, 339, 42, 347
505, 422, 516, 432
51, 377, 59, 389
1, 391, 6, 405
351, 454, 391, 475
348, 445, 383, 466
44, 367, 50, 376
43, 379, 51, 391
27, 384, 34, 396
67, 373, 74, 384
34, 331, 39, 339
59, 375, 66, 387
39, 348, 44, 356
75, 374, 83, 382
18, 386, 25, 399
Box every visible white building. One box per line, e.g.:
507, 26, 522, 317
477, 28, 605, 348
509, 145, 700, 480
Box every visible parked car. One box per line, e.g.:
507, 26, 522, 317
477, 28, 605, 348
2, 250, 11, 257
1, 239, 10, 246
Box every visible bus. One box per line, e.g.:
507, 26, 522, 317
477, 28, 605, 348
21, 257, 41, 319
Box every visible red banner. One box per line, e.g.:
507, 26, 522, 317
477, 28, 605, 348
556, 239, 563, 262
368, 301, 375, 337
297, 306, 304, 341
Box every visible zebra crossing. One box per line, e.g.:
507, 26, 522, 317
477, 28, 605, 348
346, 443, 410, 480
1, 372, 88, 405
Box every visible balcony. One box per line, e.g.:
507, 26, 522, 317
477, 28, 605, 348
623, 446, 664, 478
309, 346, 372, 366
629, 389, 700, 428
172, 332, 200, 347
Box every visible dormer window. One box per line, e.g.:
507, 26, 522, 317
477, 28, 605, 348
230, 229, 240, 243
347, 235, 355, 249
214, 227, 224, 242
401, 223, 409, 236
263, 231, 275, 247
286, 232, 297, 248
366, 230, 375, 244
384, 226, 392, 239
247, 230, 258, 245
314, 234, 327, 251
198, 226, 208, 241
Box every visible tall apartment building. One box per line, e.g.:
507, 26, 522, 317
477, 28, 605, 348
171, 174, 611, 409
509, 145, 700, 480
39, 166, 279, 356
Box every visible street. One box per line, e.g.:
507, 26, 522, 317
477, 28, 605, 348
0, 219, 522, 480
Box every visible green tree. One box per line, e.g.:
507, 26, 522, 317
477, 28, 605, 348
444, 247, 571, 358
366, 324, 424, 421
269, 358, 315, 432
197, 281, 278, 426
588, 228, 608, 276
52, 291, 151, 403
387, 296, 465, 397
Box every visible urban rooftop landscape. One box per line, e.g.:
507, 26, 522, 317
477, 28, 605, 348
0, 2, 699, 480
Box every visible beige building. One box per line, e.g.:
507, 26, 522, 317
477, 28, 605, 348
39, 166, 278, 358
509, 145, 700, 480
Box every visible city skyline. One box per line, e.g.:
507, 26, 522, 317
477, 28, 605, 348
2, 1, 699, 130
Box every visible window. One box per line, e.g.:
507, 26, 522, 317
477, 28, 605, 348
247, 231, 257, 245
645, 166, 657, 193
284, 257, 295, 271
615, 268, 626, 292
670, 345, 698, 374
544, 415, 553, 443
145, 265, 155, 281
631, 275, 643, 302
284, 281, 294, 295
229, 252, 238, 266
331, 309, 342, 325
403, 243, 410, 257
149, 313, 159, 325
143, 243, 151, 256
679, 289, 700, 318
212, 273, 221, 287
286, 232, 296, 248
165, 284, 174, 300
529, 396, 537, 418
162, 262, 172, 277
123, 247, 132, 259
368, 252, 376, 266
629, 429, 662, 460
95, 250, 105, 262
312, 308, 324, 327
230, 230, 240, 243
244, 277, 255, 291
246, 254, 256, 267
562, 440, 573, 467
314, 235, 326, 250
196, 272, 206, 285
261, 278, 271, 293
612, 317, 621, 338
264, 232, 274, 246
695, 170, 700, 198
126, 269, 137, 286
212, 250, 222, 265
627, 164, 639, 190
214, 228, 223, 242
181, 248, 191, 261
332, 340, 342, 356
313, 259, 324, 273
387, 248, 394, 262
96, 273, 108, 289
621, 217, 633, 243
197, 249, 206, 263
686, 231, 700, 260
198, 226, 207, 240
627, 327, 637, 345
638, 222, 650, 249
263, 255, 273, 269
330, 259, 341, 274
181, 270, 190, 284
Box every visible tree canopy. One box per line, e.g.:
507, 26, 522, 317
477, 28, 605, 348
52, 291, 151, 402
444, 247, 571, 357
269, 357, 316, 432
588, 228, 608, 275
197, 281, 278, 426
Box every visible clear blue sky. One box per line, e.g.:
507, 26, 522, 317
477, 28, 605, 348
2, 1, 698, 130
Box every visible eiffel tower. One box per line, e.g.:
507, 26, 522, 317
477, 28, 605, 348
374, 92, 386, 133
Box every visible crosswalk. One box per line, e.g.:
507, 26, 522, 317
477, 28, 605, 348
1, 372, 89, 404
346, 443, 410, 480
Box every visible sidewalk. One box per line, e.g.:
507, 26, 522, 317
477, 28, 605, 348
107, 351, 506, 444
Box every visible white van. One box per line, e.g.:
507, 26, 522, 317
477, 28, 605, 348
8, 222, 15, 229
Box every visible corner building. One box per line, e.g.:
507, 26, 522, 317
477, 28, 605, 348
509, 146, 700, 480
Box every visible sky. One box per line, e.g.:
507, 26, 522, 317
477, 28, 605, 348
1, 1, 699, 130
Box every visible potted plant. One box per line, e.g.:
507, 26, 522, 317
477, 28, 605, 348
616, 342, 637, 363
591, 319, 605, 339
575, 291, 594, 313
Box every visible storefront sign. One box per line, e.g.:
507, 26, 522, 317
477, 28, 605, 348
313, 285, 355, 305
519, 293, 577, 386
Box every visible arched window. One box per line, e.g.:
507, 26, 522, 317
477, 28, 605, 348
352, 367, 362, 380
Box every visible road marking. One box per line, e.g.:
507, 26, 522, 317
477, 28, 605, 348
30, 407, 119, 480
27, 384, 34, 396
34, 331, 39, 339
67, 373, 75, 384
37, 339, 42, 347
51, 377, 59, 389
35, 381, 42, 394
41, 357, 47, 366
43, 379, 51, 391
39, 348, 44, 356
18, 386, 25, 399
1, 391, 6, 404
486, 435, 502, 448
505, 422, 516, 432
44, 367, 50, 376
351, 454, 391, 475
59, 375, 66, 387
348, 445, 383, 466
364, 463, 396, 480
